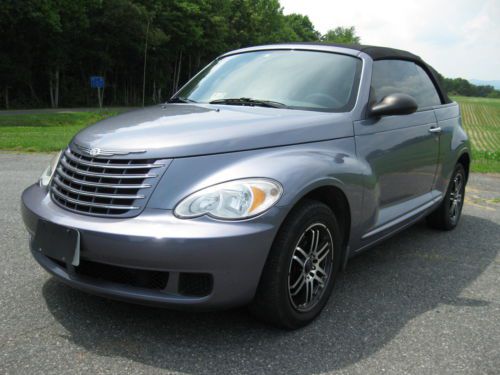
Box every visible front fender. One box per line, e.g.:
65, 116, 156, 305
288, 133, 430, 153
148, 139, 367, 247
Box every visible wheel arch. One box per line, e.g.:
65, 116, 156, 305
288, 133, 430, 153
277, 181, 353, 269
457, 151, 471, 183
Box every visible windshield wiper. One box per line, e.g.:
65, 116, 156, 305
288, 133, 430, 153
209, 97, 288, 109
168, 96, 198, 104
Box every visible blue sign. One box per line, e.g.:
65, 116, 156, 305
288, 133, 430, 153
90, 76, 105, 89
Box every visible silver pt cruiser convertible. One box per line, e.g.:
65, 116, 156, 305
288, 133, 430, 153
21, 43, 470, 328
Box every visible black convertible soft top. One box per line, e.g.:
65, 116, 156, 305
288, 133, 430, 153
290, 42, 452, 104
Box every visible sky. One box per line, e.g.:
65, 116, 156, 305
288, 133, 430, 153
280, 0, 500, 80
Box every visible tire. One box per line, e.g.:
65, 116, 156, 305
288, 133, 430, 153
426, 163, 466, 230
250, 200, 342, 329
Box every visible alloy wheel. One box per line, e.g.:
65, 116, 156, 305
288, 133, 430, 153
449, 172, 464, 223
288, 223, 334, 312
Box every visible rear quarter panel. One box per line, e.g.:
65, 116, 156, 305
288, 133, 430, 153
434, 103, 471, 194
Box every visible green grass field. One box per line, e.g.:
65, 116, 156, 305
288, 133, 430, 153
1, 98, 499, 172
0, 111, 117, 152
453, 96, 500, 173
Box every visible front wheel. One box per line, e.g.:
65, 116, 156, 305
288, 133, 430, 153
250, 200, 342, 329
427, 163, 466, 230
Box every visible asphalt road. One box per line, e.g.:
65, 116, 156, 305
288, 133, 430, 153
1, 153, 499, 375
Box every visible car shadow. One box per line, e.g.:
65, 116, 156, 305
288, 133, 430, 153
42, 214, 498, 374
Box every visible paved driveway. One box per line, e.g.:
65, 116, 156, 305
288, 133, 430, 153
1, 153, 499, 374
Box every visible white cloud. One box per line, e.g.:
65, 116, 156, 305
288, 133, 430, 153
280, 0, 500, 80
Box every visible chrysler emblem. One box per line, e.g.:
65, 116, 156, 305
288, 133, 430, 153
88, 148, 101, 157
74, 144, 146, 157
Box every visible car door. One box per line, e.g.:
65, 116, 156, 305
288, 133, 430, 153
354, 59, 442, 240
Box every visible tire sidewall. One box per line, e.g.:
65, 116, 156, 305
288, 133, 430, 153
274, 202, 342, 327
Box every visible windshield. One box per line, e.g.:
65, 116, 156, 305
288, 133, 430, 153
174, 50, 362, 112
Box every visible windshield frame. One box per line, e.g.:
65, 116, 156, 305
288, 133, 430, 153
171, 49, 364, 113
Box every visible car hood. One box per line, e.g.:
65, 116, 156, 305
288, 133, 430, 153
72, 104, 353, 158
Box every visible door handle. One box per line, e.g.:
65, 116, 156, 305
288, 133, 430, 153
429, 126, 442, 134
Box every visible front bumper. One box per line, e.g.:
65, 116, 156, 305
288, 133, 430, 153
21, 184, 285, 310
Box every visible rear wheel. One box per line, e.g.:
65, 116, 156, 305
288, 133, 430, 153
427, 164, 466, 230
250, 200, 342, 329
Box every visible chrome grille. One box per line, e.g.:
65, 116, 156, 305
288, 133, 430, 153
50, 148, 168, 217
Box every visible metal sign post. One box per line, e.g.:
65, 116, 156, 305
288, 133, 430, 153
90, 76, 105, 108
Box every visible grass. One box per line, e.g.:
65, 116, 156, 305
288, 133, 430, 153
0, 98, 499, 173
453, 96, 500, 173
0, 111, 117, 152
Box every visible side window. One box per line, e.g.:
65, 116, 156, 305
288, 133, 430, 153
414, 64, 442, 107
371, 60, 442, 109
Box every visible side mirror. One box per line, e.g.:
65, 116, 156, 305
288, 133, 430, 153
369, 93, 418, 117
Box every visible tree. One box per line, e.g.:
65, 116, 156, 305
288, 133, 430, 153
435, 72, 500, 98
282, 13, 320, 42
321, 26, 360, 44
0, 0, 367, 108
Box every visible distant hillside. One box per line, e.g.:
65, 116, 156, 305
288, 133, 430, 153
470, 80, 500, 90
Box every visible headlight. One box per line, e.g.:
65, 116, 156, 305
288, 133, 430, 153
174, 178, 283, 220
39, 150, 63, 187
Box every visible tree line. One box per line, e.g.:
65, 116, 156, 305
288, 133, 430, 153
437, 76, 500, 99
0, 0, 360, 109
1, 1, 495, 110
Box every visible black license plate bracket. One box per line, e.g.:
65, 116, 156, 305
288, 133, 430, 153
33, 220, 80, 266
